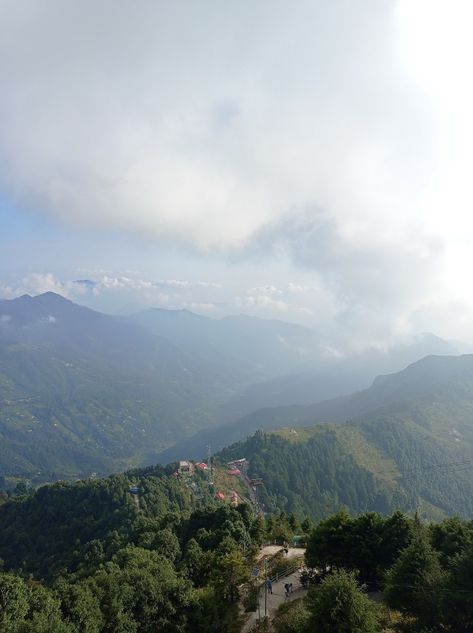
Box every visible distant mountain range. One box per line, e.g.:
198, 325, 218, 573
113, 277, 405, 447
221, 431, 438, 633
0, 291, 471, 480
0, 293, 328, 479
129, 306, 324, 378
156, 353, 473, 462
0, 292, 227, 477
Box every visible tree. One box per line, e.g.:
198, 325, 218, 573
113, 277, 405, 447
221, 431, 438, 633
265, 515, 276, 539
384, 526, 445, 628
249, 516, 266, 546
0, 573, 29, 631
55, 578, 103, 633
151, 528, 181, 562
288, 513, 298, 533
305, 569, 381, 633
14, 481, 31, 497
211, 550, 250, 603
350, 512, 385, 586
305, 511, 353, 570
380, 510, 413, 569
92, 546, 193, 633
430, 516, 473, 566
441, 544, 473, 630
273, 600, 310, 633
19, 583, 73, 633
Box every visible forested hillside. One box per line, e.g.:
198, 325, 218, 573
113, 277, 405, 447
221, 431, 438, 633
0, 293, 243, 480
218, 397, 473, 520
0, 463, 266, 632
2, 467, 473, 631
0, 292, 323, 481
1, 292, 470, 482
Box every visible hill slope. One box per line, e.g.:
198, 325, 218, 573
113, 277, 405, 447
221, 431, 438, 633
215, 355, 473, 520
0, 293, 262, 479
160, 354, 473, 462
2, 292, 471, 483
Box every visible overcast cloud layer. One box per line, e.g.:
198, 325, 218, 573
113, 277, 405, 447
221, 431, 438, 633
1, 1, 473, 348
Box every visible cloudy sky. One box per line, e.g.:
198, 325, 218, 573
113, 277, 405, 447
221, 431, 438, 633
1, 0, 473, 349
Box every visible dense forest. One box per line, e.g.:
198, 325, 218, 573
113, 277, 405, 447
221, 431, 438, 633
2, 466, 473, 632
2, 459, 473, 632
0, 292, 327, 481
218, 419, 473, 520
0, 463, 268, 632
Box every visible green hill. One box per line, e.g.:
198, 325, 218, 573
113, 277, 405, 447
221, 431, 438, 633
0, 293, 258, 480
216, 355, 473, 520
2, 292, 472, 488
163, 354, 473, 462
0, 292, 340, 480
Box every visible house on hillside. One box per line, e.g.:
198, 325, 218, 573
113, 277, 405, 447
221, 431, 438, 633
178, 460, 194, 475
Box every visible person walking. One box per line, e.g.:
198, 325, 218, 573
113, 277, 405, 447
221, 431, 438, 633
265, 578, 273, 594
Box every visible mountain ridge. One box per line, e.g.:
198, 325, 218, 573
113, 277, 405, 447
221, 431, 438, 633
157, 353, 473, 463
1, 291, 472, 484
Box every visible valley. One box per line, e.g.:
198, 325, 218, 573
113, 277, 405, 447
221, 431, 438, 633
1, 292, 469, 484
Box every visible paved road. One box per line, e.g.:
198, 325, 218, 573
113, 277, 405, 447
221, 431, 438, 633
242, 559, 307, 632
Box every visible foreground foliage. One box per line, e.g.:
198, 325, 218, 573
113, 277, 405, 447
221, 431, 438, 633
300, 511, 473, 633
2, 462, 473, 632
0, 465, 262, 632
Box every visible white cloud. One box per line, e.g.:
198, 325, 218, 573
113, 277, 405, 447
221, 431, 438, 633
91, 276, 154, 294
242, 286, 288, 311
0, 272, 224, 319
2, 2, 473, 346
157, 280, 190, 289
0, 273, 88, 300
0, 1, 446, 252
237, 284, 320, 315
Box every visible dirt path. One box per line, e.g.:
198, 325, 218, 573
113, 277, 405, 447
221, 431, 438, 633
256, 546, 304, 561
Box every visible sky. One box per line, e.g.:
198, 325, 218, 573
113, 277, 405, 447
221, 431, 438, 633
1, 0, 473, 350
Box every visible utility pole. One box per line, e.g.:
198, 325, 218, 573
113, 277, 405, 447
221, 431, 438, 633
258, 578, 261, 622
264, 556, 268, 618
207, 444, 213, 487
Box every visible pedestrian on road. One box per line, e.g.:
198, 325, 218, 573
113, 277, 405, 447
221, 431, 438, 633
265, 578, 272, 594
284, 583, 290, 599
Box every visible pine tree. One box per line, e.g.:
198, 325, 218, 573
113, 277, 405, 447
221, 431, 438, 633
384, 523, 445, 628
306, 569, 381, 633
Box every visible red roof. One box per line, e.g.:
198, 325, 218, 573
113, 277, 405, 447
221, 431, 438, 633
196, 462, 208, 470
228, 469, 241, 476
215, 491, 225, 501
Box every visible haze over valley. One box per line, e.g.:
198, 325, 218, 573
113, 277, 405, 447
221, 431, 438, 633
0, 290, 471, 484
